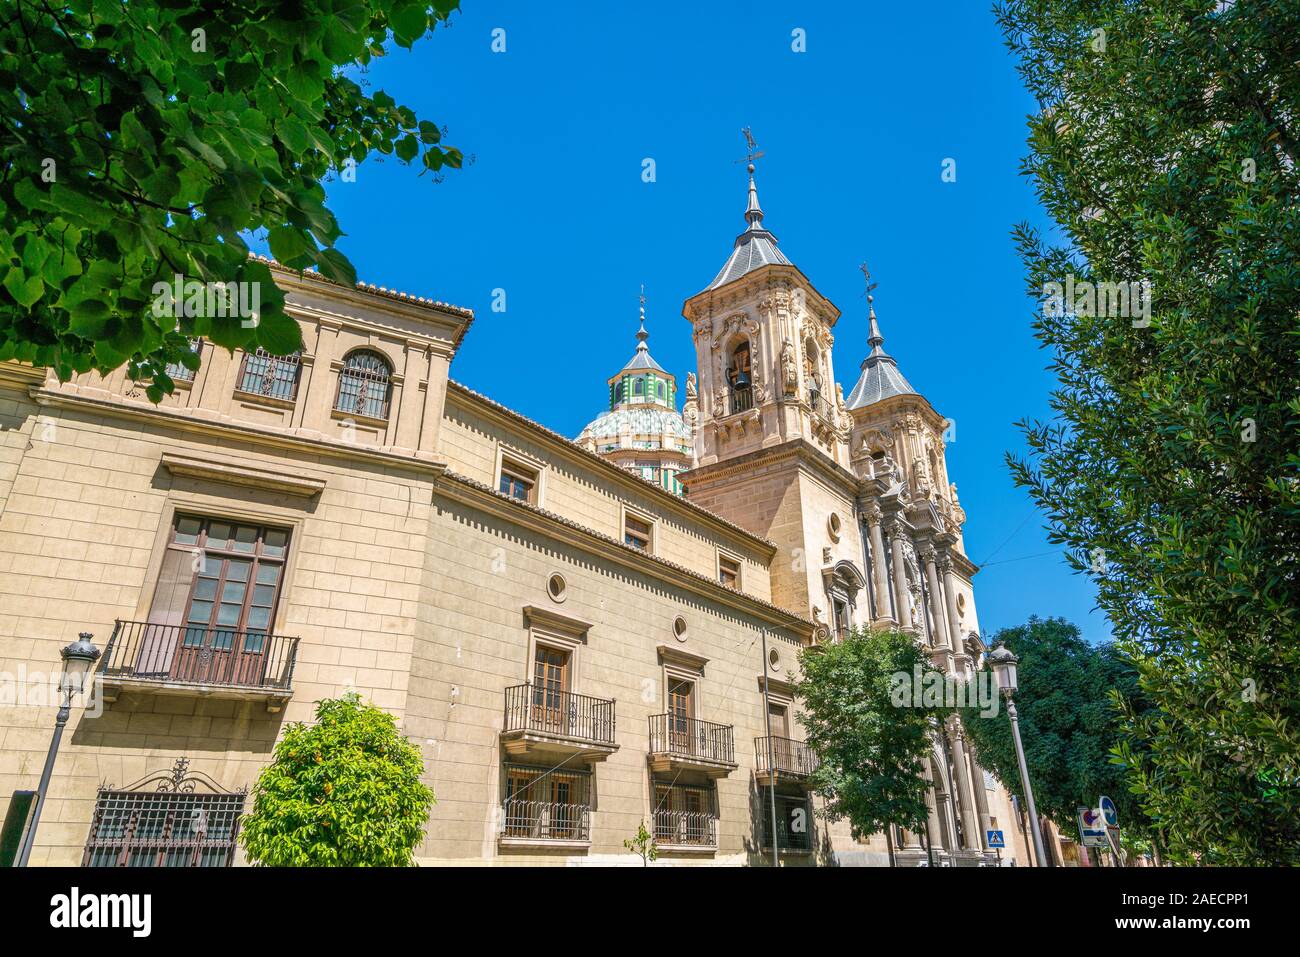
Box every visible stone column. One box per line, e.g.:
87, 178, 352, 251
887, 520, 910, 629
864, 504, 891, 621
937, 551, 965, 666
966, 746, 994, 850
923, 757, 945, 853
946, 718, 981, 850
919, 544, 948, 652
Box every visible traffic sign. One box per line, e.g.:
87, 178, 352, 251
1099, 795, 1118, 827
986, 829, 1005, 849
1077, 806, 1108, 847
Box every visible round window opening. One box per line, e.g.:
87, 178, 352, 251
673, 616, 688, 642
956, 593, 966, 615
546, 573, 567, 603
828, 512, 843, 541
768, 647, 781, 672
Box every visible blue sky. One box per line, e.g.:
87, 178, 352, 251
257, 1, 1110, 643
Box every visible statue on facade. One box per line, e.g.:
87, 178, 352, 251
685, 371, 697, 401
780, 338, 797, 396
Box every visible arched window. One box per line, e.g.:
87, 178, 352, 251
633, 377, 644, 396
334, 349, 393, 420
727, 341, 752, 414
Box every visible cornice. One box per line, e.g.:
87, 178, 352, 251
435, 470, 815, 638
446, 380, 777, 557
681, 264, 841, 329
29, 385, 448, 480
0, 361, 47, 389
161, 451, 326, 498
682, 438, 860, 499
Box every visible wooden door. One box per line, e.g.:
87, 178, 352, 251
532, 645, 569, 734
667, 678, 693, 755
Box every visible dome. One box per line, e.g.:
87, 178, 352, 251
578, 406, 693, 446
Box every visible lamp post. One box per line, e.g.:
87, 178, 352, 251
15, 633, 101, 867
987, 641, 1047, 868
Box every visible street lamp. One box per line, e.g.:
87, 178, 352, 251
15, 633, 101, 867
987, 641, 1047, 868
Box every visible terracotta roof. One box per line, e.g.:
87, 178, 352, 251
447, 379, 778, 552
256, 255, 476, 346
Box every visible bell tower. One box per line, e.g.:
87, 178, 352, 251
683, 136, 852, 471
681, 132, 865, 631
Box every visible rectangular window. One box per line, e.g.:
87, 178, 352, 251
761, 792, 812, 851
502, 765, 591, 842
832, 597, 851, 640
237, 348, 302, 401
653, 783, 717, 847
718, 553, 741, 589
499, 458, 538, 504
624, 512, 653, 551
164, 338, 201, 383
83, 787, 245, 867
137, 515, 290, 686
767, 702, 789, 739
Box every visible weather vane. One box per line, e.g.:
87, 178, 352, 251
735, 127, 765, 169
859, 262, 878, 302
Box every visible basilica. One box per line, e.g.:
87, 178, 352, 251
0, 157, 1033, 866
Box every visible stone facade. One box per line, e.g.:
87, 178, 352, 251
0, 172, 1034, 868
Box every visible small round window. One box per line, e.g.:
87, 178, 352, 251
673, 616, 688, 642
828, 512, 843, 542
768, 647, 781, 672
547, 573, 567, 603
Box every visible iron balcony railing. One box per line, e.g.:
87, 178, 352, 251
654, 808, 718, 847
502, 799, 591, 842
761, 799, 813, 852
648, 713, 735, 765
729, 387, 753, 415
754, 736, 820, 778
503, 684, 617, 746
99, 620, 298, 693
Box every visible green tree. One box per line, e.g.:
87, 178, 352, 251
958, 617, 1152, 839
1, 0, 464, 396
623, 821, 658, 866
998, 0, 1300, 865
795, 627, 949, 843
240, 693, 434, 866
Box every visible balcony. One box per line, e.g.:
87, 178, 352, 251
653, 808, 718, 851
754, 736, 820, 786
501, 684, 618, 763
97, 620, 298, 711
648, 714, 737, 776
500, 798, 591, 850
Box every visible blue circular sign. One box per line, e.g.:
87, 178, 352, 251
1099, 795, 1118, 827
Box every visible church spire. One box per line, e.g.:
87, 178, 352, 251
860, 263, 896, 367
636, 283, 650, 353
744, 162, 764, 229
703, 128, 792, 291
845, 262, 918, 409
